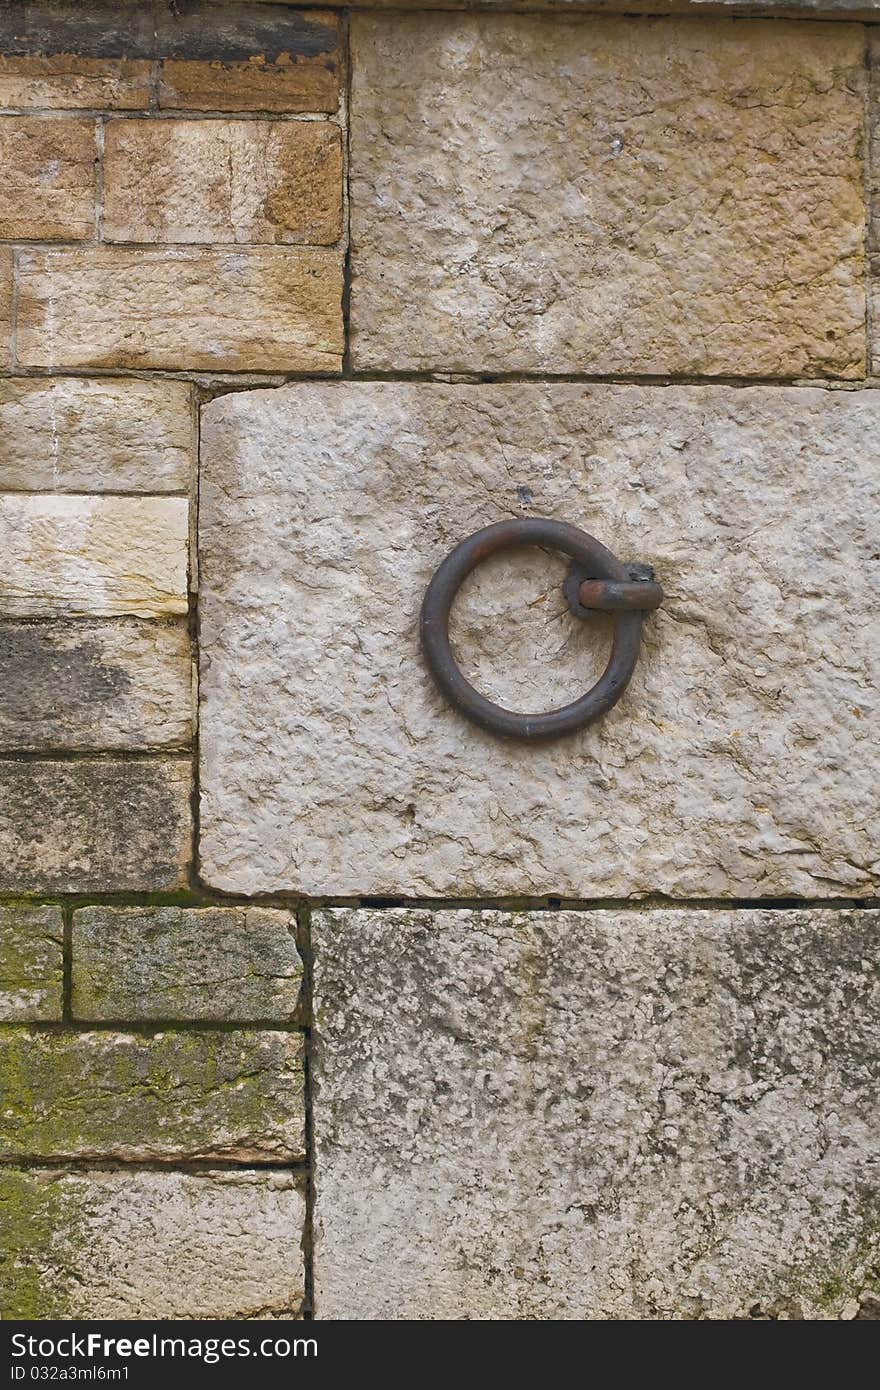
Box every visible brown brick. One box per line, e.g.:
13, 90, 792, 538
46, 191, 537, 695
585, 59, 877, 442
0, 118, 95, 241
103, 119, 342, 245
0, 249, 12, 369
16, 246, 343, 372
0, 56, 151, 111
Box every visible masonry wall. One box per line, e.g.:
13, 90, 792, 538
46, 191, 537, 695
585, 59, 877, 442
0, 0, 878, 1320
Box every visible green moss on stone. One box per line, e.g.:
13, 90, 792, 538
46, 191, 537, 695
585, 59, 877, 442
0, 1170, 79, 1319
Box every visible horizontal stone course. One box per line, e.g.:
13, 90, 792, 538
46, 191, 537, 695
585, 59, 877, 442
0, 905, 64, 1022
0, 758, 192, 892
72, 906, 302, 1021
313, 907, 880, 1320
0, 117, 94, 241
0, 56, 150, 110
0, 1029, 305, 1162
0, 1168, 306, 1319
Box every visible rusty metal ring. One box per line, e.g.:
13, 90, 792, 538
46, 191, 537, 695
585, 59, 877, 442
420, 518, 662, 741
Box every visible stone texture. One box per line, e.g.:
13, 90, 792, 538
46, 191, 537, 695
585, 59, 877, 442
0, 619, 192, 752
0, 118, 94, 241
0, 495, 188, 618
16, 247, 343, 372
0, 906, 64, 1022
198, 381, 880, 900
0, 758, 191, 893
350, 15, 865, 377
870, 31, 880, 374
0, 1168, 306, 1320
72, 906, 302, 1021
104, 119, 342, 246
0, 1029, 305, 1162
0, 378, 192, 493
0, 249, 12, 371
313, 907, 880, 1320
0, 57, 150, 110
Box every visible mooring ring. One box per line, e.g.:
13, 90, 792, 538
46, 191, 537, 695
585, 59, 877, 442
419, 518, 662, 741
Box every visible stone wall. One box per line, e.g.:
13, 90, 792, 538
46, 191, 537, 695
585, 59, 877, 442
0, 0, 878, 1320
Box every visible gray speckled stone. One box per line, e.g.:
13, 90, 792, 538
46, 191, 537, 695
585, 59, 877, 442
313, 907, 880, 1320
0, 905, 63, 1021
72, 906, 302, 1021
198, 382, 880, 899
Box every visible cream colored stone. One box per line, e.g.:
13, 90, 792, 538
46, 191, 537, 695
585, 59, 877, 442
0, 118, 94, 240
313, 907, 880, 1320
0, 495, 188, 618
198, 382, 880, 899
0, 378, 192, 492
0, 1169, 305, 1319
0, 249, 12, 371
16, 247, 343, 373
104, 119, 342, 245
350, 15, 865, 376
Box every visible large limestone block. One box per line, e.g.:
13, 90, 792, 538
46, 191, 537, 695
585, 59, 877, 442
0, 495, 188, 618
198, 382, 880, 899
0, 758, 192, 892
0, 906, 64, 1022
0, 619, 192, 752
72, 906, 302, 1022
0, 378, 192, 493
104, 119, 342, 245
0, 1168, 305, 1319
0, 1029, 305, 1162
0, 118, 94, 241
350, 15, 865, 377
313, 907, 880, 1320
16, 247, 343, 373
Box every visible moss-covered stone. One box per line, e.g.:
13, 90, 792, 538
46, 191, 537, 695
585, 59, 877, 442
0, 904, 63, 1020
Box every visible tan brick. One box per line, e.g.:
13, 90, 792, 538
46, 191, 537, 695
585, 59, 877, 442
0, 378, 192, 493
104, 119, 342, 245
0, 496, 189, 619
0, 56, 151, 111
0, 118, 94, 241
16, 247, 343, 372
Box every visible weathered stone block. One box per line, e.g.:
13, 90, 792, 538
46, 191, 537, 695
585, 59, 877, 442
0, 1168, 305, 1319
350, 15, 865, 376
104, 119, 342, 245
0, 905, 63, 1022
0, 496, 188, 618
869, 32, 880, 373
72, 906, 302, 1021
0, 250, 12, 371
313, 907, 880, 1320
198, 382, 880, 899
0, 619, 192, 753
0, 57, 150, 110
0, 378, 192, 493
0, 118, 94, 241
16, 247, 343, 372
0, 1029, 304, 1162
0, 758, 191, 893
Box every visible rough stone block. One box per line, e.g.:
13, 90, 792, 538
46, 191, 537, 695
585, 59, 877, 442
0, 905, 64, 1022
103, 119, 342, 245
869, 31, 880, 372
0, 1168, 305, 1319
0, 758, 192, 893
313, 907, 880, 1320
198, 382, 880, 899
16, 247, 343, 373
0, 1029, 305, 1162
0, 495, 188, 618
0, 56, 150, 110
0, 378, 192, 493
0, 118, 94, 241
0, 619, 192, 753
72, 906, 302, 1021
0, 249, 12, 371
350, 15, 865, 376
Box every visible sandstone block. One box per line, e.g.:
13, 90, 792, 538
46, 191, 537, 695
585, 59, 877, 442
72, 906, 302, 1021
0, 378, 192, 493
350, 15, 865, 376
0, 1029, 304, 1162
103, 119, 342, 245
869, 31, 880, 372
0, 1168, 305, 1319
0, 249, 11, 371
0, 619, 192, 752
0, 495, 188, 619
0, 905, 64, 1022
198, 382, 880, 900
16, 247, 343, 373
0, 118, 94, 241
313, 907, 880, 1320
0, 758, 191, 893
0, 57, 150, 110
